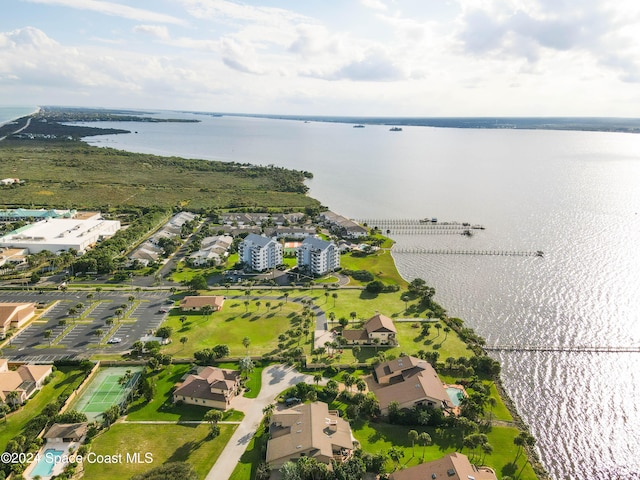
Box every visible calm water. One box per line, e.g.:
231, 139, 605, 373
83, 114, 640, 479
0, 106, 38, 126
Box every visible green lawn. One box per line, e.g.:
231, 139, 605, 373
340, 250, 407, 287
352, 420, 537, 479
162, 300, 305, 358
229, 424, 268, 480
84, 423, 236, 480
127, 364, 205, 421
0, 367, 86, 450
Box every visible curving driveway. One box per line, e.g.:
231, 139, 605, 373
205, 364, 323, 480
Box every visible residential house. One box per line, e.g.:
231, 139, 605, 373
389, 452, 498, 480
368, 356, 453, 416
189, 235, 232, 267
266, 401, 356, 470
0, 302, 35, 338
0, 359, 52, 405
239, 233, 283, 271
265, 226, 316, 239
180, 296, 225, 312
297, 237, 340, 276
173, 366, 240, 410
221, 212, 304, 226
341, 313, 397, 346
319, 211, 368, 239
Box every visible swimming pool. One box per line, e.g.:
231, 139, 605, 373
446, 386, 465, 407
30, 448, 64, 478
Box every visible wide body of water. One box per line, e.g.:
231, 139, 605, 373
81, 113, 640, 479
0, 106, 38, 126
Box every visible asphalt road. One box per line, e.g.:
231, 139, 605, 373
0, 289, 172, 362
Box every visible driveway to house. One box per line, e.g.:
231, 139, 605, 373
204, 364, 322, 480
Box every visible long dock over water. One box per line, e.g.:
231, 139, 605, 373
485, 345, 640, 353
393, 248, 544, 257
356, 218, 485, 235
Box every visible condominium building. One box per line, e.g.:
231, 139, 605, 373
297, 237, 340, 275
239, 233, 283, 271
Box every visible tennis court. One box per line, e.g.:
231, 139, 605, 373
71, 367, 143, 421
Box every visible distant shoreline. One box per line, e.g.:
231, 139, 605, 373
220, 112, 640, 134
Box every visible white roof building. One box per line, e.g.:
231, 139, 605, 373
239, 233, 282, 271
297, 237, 340, 275
0, 218, 121, 254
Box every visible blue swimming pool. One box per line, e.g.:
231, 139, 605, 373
446, 387, 464, 407
30, 449, 64, 478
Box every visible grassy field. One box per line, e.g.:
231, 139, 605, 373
0, 139, 319, 210
0, 367, 85, 450
340, 250, 408, 287
83, 423, 235, 480
162, 299, 305, 358
352, 420, 537, 479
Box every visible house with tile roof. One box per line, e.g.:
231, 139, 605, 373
266, 401, 356, 470
180, 295, 225, 312
173, 366, 240, 410
341, 313, 397, 346
389, 452, 498, 480
368, 356, 453, 416
0, 302, 35, 338
0, 359, 52, 405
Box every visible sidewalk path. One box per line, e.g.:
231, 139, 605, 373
204, 364, 322, 480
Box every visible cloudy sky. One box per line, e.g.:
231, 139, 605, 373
2, 0, 640, 116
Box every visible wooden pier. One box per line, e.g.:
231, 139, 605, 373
485, 345, 640, 353
393, 248, 544, 257
357, 218, 485, 235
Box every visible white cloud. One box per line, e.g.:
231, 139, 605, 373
133, 25, 170, 41
360, 0, 388, 12
25, 0, 187, 25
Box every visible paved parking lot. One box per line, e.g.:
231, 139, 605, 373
1, 289, 172, 361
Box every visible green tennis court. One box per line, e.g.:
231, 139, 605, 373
72, 367, 143, 421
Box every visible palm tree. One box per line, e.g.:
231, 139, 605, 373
443, 326, 451, 343
114, 308, 123, 321
419, 432, 432, 461
328, 312, 336, 323
283, 292, 289, 303
243, 300, 250, 312
387, 446, 404, 471
180, 316, 187, 328
350, 311, 357, 325
313, 373, 322, 386
356, 378, 366, 393
255, 300, 261, 311
332, 292, 338, 307
6, 391, 20, 409
343, 373, 354, 392
408, 430, 419, 457
128, 295, 135, 304
352, 345, 361, 362
278, 301, 284, 311
434, 323, 442, 338
180, 336, 188, 350
265, 301, 271, 310
487, 397, 497, 425
242, 336, 251, 354
201, 304, 213, 320
44, 329, 53, 346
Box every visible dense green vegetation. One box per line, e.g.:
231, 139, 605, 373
0, 140, 319, 211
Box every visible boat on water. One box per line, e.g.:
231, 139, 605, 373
389, 127, 403, 131
353, 125, 365, 128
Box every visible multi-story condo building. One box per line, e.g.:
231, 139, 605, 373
297, 237, 340, 275
239, 233, 283, 271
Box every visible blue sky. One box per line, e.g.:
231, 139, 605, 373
1, 0, 640, 116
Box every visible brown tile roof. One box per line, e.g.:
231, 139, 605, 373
371, 357, 451, 412
341, 329, 368, 341
373, 355, 422, 381
364, 313, 396, 333
0, 303, 35, 330
174, 366, 239, 402
390, 452, 498, 480
266, 402, 354, 467
180, 296, 225, 309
